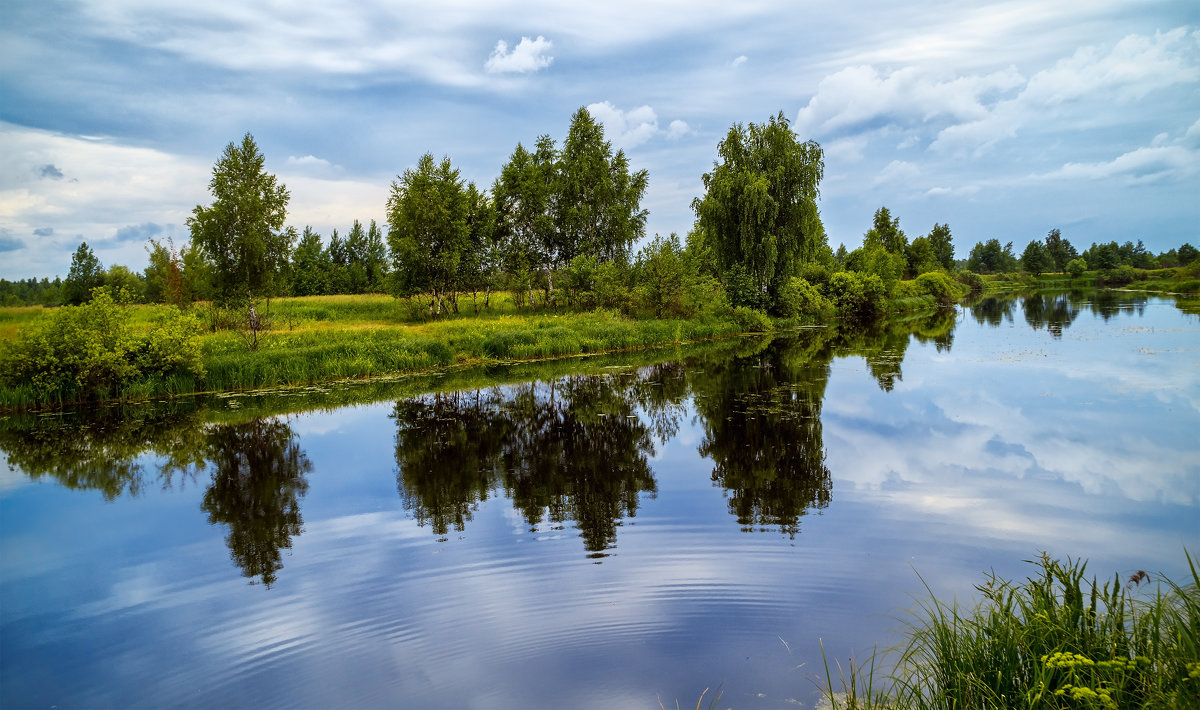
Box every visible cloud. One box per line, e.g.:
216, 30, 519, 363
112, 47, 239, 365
40, 164, 64, 180
665, 120, 690, 140
795, 64, 1024, 138
485, 36, 554, 74
731, 55, 748, 68
286, 155, 343, 176
0, 229, 24, 252
33, 227, 54, 237
586, 101, 661, 149
872, 159, 919, 187
1038, 144, 1200, 185
114, 222, 164, 242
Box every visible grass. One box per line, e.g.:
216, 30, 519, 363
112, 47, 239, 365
820, 552, 1200, 709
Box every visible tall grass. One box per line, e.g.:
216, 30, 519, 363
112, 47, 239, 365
821, 552, 1200, 709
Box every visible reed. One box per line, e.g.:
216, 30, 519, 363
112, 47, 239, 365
820, 552, 1200, 709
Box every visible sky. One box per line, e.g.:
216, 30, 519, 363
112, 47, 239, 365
1, 0, 1198, 281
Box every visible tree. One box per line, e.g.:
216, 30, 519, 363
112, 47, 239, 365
865, 206, 908, 257
692, 111, 825, 310
362, 220, 389, 292
905, 236, 940, 276
1021, 240, 1053, 277
927, 223, 955, 271
145, 238, 185, 306
104, 264, 145, 302
387, 153, 470, 317
1044, 228, 1077, 273
290, 226, 330, 296
967, 238, 1018, 274
493, 139, 557, 308
1066, 258, 1087, 278
64, 241, 104, 305
187, 133, 294, 306
556, 107, 649, 265
1178, 243, 1199, 265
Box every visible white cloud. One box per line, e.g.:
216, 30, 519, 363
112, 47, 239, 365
665, 120, 690, 140
1039, 144, 1200, 185
485, 36, 554, 74
586, 101, 661, 149
731, 55, 748, 68
872, 159, 919, 187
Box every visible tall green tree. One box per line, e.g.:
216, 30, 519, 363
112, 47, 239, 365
865, 206, 908, 256
1044, 228, 1077, 273
144, 238, 185, 306
387, 153, 470, 317
494, 139, 557, 308
556, 107, 649, 265
927, 223, 955, 271
290, 226, 330, 296
187, 133, 294, 306
1021, 239, 1053, 277
692, 111, 825, 310
64, 241, 104, 305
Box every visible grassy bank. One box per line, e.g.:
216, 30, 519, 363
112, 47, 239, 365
1, 281, 964, 411
822, 553, 1200, 709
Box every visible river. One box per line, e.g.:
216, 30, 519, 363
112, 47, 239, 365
1, 290, 1196, 709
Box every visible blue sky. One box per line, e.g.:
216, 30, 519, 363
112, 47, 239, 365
1, 0, 1197, 280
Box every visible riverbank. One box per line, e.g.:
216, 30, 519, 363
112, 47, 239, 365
0, 286, 957, 412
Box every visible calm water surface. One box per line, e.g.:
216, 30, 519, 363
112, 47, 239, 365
2, 292, 1197, 709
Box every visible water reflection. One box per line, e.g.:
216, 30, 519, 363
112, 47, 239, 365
1, 290, 1179, 574
392, 376, 660, 556
0, 407, 310, 586
201, 418, 312, 587
692, 330, 833, 536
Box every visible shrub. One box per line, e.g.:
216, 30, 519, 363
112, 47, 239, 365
827, 271, 887, 321
0, 288, 204, 403
731, 306, 773, 333
1065, 258, 1088, 279
892, 280, 922, 298
776, 276, 833, 319
955, 270, 985, 293
798, 262, 832, 291
1103, 264, 1137, 286
914, 271, 960, 305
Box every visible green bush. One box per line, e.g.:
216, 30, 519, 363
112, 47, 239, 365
914, 271, 960, 305
955, 270, 985, 293
0, 288, 204, 403
1103, 264, 1137, 286
731, 306, 773, 333
893, 279, 922, 298
1066, 258, 1088, 279
828, 271, 887, 321
776, 276, 833, 319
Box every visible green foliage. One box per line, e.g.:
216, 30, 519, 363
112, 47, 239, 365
0, 288, 204, 403
967, 238, 1019, 274
387, 153, 471, 316
692, 111, 825, 309
777, 276, 833, 319
846, 243, 904, 292
64, 241, 104, 305
821, 552, 1200, 710
865, 206, 909, 258
731, 306, 774, 333
914, 272, 961, 305
105, 264, 145, 302
635, 233, 691, 317
955, 270, 985, 293
1022, 239, 1054, 277
1102, 264, 1137, 286
188, 133, 293, 304
927, 223, 955, 271
1045, 228, 1078, 272
1066, 258, 1088, 279
828, 271, 887, 321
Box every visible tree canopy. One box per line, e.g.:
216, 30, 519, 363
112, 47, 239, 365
187, 133, 293, 304
692, 111, 825, 310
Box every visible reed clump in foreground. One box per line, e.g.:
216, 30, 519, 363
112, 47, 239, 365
821, 552, 1200, 709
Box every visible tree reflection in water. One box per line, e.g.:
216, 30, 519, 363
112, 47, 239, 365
201, 418, 312, 587
392, 375, 658, 557
0, 406, 311, 587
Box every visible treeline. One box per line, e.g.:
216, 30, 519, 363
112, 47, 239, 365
963, 229, 1198, 278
